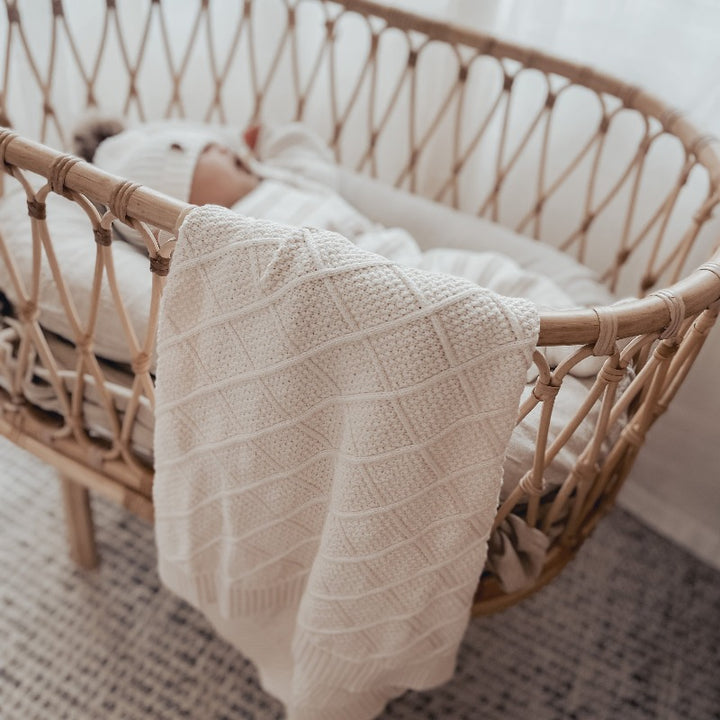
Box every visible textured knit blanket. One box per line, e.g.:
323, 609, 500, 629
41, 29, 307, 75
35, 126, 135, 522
153, 205, 539, 720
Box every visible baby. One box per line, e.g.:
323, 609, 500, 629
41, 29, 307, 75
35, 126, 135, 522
81, 117, 594, 374
75, 117, 261, 208
83, 118, 427, 250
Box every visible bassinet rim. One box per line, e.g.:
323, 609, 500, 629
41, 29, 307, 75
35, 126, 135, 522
343, 0, 720, 187
2, 130, 719, 349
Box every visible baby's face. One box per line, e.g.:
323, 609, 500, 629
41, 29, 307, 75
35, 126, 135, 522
189, 144, 259, 207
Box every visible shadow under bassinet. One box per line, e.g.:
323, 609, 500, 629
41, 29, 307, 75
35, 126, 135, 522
1, 0, 720, 615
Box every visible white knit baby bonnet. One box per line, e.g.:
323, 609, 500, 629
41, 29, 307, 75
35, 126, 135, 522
93, 123, 246, 203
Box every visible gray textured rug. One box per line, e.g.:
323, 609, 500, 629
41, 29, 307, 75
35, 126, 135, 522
1, 436, 719, 720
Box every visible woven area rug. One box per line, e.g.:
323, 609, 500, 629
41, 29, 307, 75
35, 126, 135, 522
1, 436, 719, 720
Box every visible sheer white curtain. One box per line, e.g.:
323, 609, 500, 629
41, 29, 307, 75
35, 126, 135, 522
418, 0, 720, 567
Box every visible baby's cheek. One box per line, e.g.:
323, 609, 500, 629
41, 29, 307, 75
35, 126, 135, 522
190, 169, 221, 205
191, 154, 259, 207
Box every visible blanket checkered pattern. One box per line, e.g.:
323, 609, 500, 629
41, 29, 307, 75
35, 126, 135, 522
153, 206, 538, 719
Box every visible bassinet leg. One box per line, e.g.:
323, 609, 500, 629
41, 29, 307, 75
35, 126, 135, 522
59, 475, 99, 569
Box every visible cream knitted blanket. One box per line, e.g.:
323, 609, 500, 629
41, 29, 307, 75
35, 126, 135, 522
153, 206, 539, 719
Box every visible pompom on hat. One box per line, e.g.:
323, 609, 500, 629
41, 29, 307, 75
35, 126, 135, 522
93, 122, 251, 202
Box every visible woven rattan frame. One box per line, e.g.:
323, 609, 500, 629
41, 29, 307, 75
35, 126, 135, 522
1, 0, 719, 615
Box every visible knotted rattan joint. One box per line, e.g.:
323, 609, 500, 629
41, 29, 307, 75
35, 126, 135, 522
27, 198, 47, 220
49, 154, 80, 197
575, 65, 594, 88
131, 352, 151, 375
76, 334, 94, 356
598, 363, 626, 386
18, 301, 39, 324
620, 84, 642, 109
332, 122, 343, 145
518, 471, 547, 498
620, 423, 645, 449
692, 196, 718, 225
636, 135, 652, 158
640, 273, 657, 293
5, 2, 19, 24
0, 127, 18, 174
524, 51, 539, 70
481, 37, 498, 57
94, 227, 112, 246
660, 107, 684, 134
573, 459, 599, 486
698, 261, 720, 282
652, 288, 685, 339
592, 307, 618, 357
616, 247, 631, 266
690, 297, 720, 337
692, 133, 719, 157
52, 0, 64, 17
150, 254, 171, 277
109, 180, 140, 224
458, 65, 469, 83
532, 378, 560, 402
64, 414, 84, 437
652, 339, 679, 361
580, 213, 595, 235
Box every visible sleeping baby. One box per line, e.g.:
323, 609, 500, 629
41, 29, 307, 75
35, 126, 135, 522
80, 117, 597, 374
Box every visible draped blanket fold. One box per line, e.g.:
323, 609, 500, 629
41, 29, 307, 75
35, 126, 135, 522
153, 205, 539, 719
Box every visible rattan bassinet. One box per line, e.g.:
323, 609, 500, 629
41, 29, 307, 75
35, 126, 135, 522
1, 0, 719, 615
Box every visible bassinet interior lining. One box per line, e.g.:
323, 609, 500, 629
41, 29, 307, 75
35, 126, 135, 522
0, 159, 622, 500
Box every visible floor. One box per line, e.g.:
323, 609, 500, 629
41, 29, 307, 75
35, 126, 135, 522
1, 436, 719, 720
